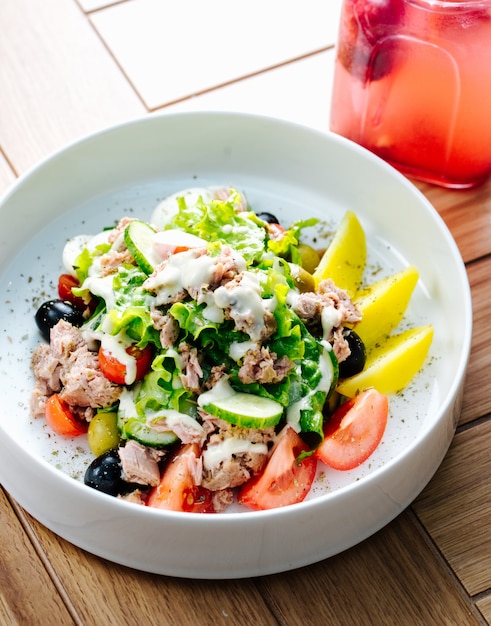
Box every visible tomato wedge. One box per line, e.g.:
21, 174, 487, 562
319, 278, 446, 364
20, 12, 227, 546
315, 388, 389, 471
45, 394, 88, 437
238, 425, 316, 511
98, 344, 153, 385
147, 443, 215, 513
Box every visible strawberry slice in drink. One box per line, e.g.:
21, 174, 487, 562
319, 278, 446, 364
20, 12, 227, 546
337, 0, 405, 82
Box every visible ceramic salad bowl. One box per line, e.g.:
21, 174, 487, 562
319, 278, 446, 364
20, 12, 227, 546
0, 112, 471, 578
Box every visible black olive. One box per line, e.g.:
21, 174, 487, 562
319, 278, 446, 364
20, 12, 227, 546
35, 299, 84, 341
256, 211, 281, 225
84, 449, 124, 496
338, 328, 367, 378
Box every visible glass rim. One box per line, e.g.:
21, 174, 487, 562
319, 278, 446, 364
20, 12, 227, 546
405, 0, 491, 9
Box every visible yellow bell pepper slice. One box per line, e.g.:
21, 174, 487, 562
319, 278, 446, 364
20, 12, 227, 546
313, 211, 366, 298
353, 265, 420, 349
336, 325, 434, 398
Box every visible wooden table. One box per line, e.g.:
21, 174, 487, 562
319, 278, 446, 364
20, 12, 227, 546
1, 1, 490, 624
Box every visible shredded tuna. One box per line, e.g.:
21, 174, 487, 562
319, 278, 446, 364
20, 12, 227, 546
211, 489, 235, 512
100, 249, 135, 276
30, 320, 121, 419
204, 364, 227, 390
206, 245, 245, 290
119, 440, 162, 486
117, 490, 147, 505
217, 273, 277, 340
291, 279, 362, 363
332, 326, 351, 363
202, 451, 266, 491
294, 280, 361, 326
186, 447, 203, 486
318, 279, 362, 324
30, 386, 49, 419
293, 291, 322, 320
238, 346, 294, 385
178, 342, 203, 393
31, 344, 62, 396
150, 309, 180, 347
107, 217, 136, 244
200, 415, 274, 490
150, 414, 205, 444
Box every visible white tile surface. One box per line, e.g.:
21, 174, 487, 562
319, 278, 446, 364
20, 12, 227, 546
165, 49, 336, 133
91, 0, 342, 109
76, 0, 125, 12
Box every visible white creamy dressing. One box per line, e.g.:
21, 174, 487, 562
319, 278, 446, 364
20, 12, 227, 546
202, 437, 268, 471
321, 305, 343, 340
80, 328, 103, 352
100, 331, 137, 385
318, 341, 336, 392
82, 274, 117, 312
117, 387, 138, 417
165, 346, 184, 370
213, 271, 271, 342
62, 229, 124, 310
285, 287, 300, 310
61, 187, 346, 470
143, 247, 273, 342
143, 249, 218, 305
286, 345, 335, 431
228, 340, 257, 362
200, 291, 225, 323
197, 376, 235, 408
148, 408, 205, 436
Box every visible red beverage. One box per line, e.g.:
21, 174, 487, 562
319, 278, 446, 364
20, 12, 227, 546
330, 0, 491, 188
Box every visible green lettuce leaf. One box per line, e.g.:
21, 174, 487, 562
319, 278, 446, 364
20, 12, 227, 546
165, 194, 266, 264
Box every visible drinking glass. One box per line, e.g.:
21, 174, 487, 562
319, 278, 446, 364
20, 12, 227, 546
330, 0, 491, 188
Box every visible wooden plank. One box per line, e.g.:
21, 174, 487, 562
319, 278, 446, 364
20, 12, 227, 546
14, 506, 278, 626
0, 0, 145, 176
257, 511, 480, 625
90, 0, 342, 109
460, 258, 491, 424
413, 419, 491, 596
476, 594, 491, 624
0, 154, 16, 196
0, 488, 75, 625
418, 178, 491, 264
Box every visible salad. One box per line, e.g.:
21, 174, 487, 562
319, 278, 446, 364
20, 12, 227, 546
30, 186, 424, 513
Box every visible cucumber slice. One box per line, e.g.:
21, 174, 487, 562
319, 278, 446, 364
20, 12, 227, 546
123, 418, 178, 448
201, 392, 284, 429
124, 220, 160, 274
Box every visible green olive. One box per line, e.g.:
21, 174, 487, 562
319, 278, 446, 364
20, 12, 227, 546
289, 263, 316, 293
88, 410, 120, 457
297, 243, 321, 274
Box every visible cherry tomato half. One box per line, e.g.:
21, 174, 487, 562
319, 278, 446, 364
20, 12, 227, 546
98, 343, 153, 385
57, 274, 91, 314
45, 394, 88, 437
267, 222, 286, 241
315, 388, 389, 471
147, 443, 215, 513
238, 425, 316, 511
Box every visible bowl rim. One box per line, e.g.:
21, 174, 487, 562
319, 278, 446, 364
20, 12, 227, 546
0, 110, 473, 525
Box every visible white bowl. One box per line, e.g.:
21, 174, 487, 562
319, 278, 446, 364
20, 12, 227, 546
0, 112, 471, 578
